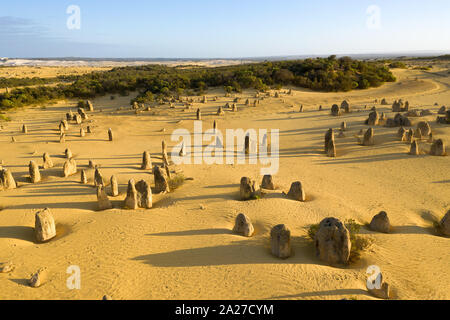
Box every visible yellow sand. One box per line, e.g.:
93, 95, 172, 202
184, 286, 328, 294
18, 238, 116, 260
0, 65, 449, 300
0, 66, 112, 79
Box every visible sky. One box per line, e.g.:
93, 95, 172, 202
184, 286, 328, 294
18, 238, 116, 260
0, 0, 449, 58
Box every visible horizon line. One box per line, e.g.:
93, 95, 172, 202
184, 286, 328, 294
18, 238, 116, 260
3, 50, 450, 61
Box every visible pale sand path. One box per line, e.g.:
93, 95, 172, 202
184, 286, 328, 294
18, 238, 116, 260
0, 68, 449, 300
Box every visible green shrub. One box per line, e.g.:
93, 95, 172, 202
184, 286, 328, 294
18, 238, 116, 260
388, 61, 407, 69
0, 114, 11, 121
168, 174, 186, 191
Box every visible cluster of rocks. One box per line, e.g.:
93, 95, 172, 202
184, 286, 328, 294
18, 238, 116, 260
123, 179, 152, 210
430, 139, 446, 156
436, 109, 450, 124
365, 109, 381, 126
392, 99, 409, 112
330, 100, 351, 117
240, 175, 307, 203
385, 113, 412, 127
78, 100, 94, 112
405, 109, 432, 117
331, 100, 351, 116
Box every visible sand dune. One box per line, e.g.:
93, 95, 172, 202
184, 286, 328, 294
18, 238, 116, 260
0, 66, 449, 300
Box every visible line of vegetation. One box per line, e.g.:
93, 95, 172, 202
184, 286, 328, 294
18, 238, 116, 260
388, 61, 407, 69
414, 54, 450, 61
0, 75, 79, 89
0, 55, 396, 110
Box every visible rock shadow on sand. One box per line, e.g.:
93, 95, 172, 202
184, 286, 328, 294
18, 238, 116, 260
132, 236, 316, 268
0, 226, 35, 242
267, 288, 369, 300
147, 228, 232, 237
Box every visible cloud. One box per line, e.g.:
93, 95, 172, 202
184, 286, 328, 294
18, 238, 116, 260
0, 15, 132, 57
0, 16, 46, 37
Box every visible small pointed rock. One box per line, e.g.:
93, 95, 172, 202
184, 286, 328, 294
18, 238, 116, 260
97, 186, 112, 210
397, 126, 406, 138
141, 151, 152, 170
327, 139, 337, 157
368, 282, 390, 300
42, 153, 54, 169
80, 170, 88, 184
440, 210, 450, 236
94, 168, 104, 187
28, 268, 48, 288
63, 159, 77, 177
29, 161, 41, 183
430, 139, 446, 156
179, 143, 186, 157
287, 181, 306, 201
0, 262, 15, 273
88, 160, 96, 169
153, 166, 170, 194
65, 148, 73, 159
324, 129, 334, 153
261, 175, 275, 190
35, 208, 56, 242
136, 180, 152, 209
0, 168, 17, 190
409, 140, 419, 155
110, 175, 119, 197
124, 179, 138, 209
363, 128, 374, 146
233, 213, 254, 237
271, 224, 291, 259
315, 217, 351, 265
108, 128, 113, 141
369, 211, 391, 233
240, 177, 256, 200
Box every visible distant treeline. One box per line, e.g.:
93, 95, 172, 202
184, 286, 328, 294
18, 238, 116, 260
0, 56, 396, 110
0, 75, 79, 89
413, 54, 450, 61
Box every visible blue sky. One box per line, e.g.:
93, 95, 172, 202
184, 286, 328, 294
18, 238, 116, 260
1, 0, 449, 58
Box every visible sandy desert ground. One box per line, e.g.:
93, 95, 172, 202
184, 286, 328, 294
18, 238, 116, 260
0, 66, 112, 79
0, 65, 449, 300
